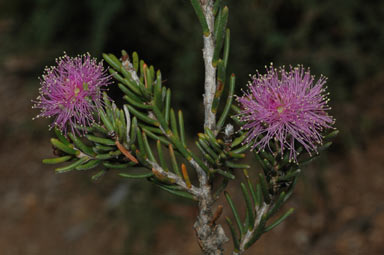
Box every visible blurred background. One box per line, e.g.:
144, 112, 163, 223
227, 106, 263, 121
1, 0, 384, 254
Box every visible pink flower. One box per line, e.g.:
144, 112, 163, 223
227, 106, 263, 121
237, 65, 335, 161
33, 53, 111, 135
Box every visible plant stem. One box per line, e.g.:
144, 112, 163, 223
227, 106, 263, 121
194, 1, 228, 254
202, 0, 217, 131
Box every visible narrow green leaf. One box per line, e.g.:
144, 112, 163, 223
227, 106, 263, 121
214, 169, 235, 180
223, 28, 230, 68
130, 117, 138, 145
225, 161, 250, 169
42, 155, 72, 164
267, 192, 286, 219
68, 132, 94, 156
170, 108, 179, 139
98, 108, 114, 133
258, 173, 271, 204
142, 131, 156, 162
217, 73, 235, 131
142, 127, 170, 145
95, 150, 121, 160
156, 184, 196, 200
264, 208, 295, 232
152, 105, 170, 133
200, 139, 219, 161
50, 138, 78, 155
119, 172, 154, 179
241, 183, 255, 230
126, 105, 159, 127
154, 71, 163, 111
123, 95, 152, 109
118, 82, 142, 99
178, 110, 186, 146
94, 144, 114, 151
168, 144, 181, 177
211, 59, 225, 113
225, 217, 240, 251
324, 129, 339, 140
76, 159, 100, 170
157, 140, 168, 171
196, 141, 216, 165
103, 161, 136, 169
132, 52, 139, 72
54, 127, 70, 145
86, 135, 115, 146
55, 157, 89, 173
102, 53, 121, 70
213, 0, 222, 16
190, 0, 210, 36
165, 88, 171, 125
212, 6, 228, 66
225, 191, 245, 236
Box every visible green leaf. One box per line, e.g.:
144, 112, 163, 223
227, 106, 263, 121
95, 150, 121, 160
225, 217, 240, 251
156, 183, 197, 200
123, 95, 152, 110
154, 70, 163, 111
178, 110, 186, 146
157, 140, 168, 171
225, 191, 244, 236
267, 192, 286, 219
50, 138, 78, 155
126, 105, 159, 127
241, 183, 255, 230
214, 169, 235, 180
168, 144, 181, 177
223, 28, 230, 68
142, 131, 156, 162
258, 173, 271, 204
102, 53, 121, 70
212, 6, 228, 66
55, 157, 89, 173
225, 161, 250, 169
164, 88, 171, 125
76, 159, 100, 170
170, 108, 179, 139
190, 0, 210, 36
142, 127, 170, 145
217, 73, 235, 131
68, 132, 94, 156
54, 128, 70, 145
86, 135, 115, 146
42, 155, 72, 164
119, 172, 154, 179
212, 59, 226, 113
132, 52, 139, 72
98, 108, 114, 133
324, 129, 339, 140
103, 161, 136, 169
264, 208, 295, 232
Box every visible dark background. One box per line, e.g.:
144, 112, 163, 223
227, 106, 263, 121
1, 0, 383, 254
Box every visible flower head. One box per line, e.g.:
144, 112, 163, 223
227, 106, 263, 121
237, 64, 335, 161
33, 53, 111, 135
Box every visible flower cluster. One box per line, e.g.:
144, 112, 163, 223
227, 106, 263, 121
237, 65, 335, 161
33, 53, 111, 135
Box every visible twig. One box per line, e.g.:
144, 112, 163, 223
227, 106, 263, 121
233, 203, 270, 255
202, 0, 217, 131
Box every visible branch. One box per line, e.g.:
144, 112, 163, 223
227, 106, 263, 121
202, 0, 217, 131
147, 160, 201, 197
234, 203, 270, 255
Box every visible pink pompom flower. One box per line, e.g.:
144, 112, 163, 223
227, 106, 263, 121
237, 64, 335, 161
33, 53, 111, 135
